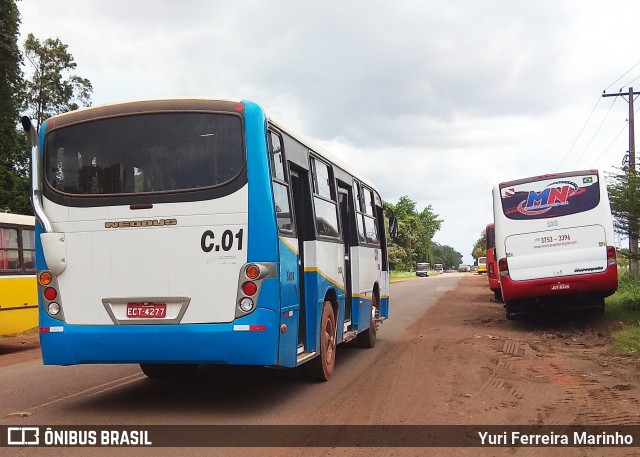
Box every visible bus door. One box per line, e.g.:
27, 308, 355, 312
289, 168, 308, 353
337, 185, 355, 329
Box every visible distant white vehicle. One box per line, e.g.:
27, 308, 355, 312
458, 263, 469, 272
416, 262, 429, 277
434, 264, 444, 273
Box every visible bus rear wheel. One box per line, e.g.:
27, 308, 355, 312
304, 301, 337, 382
140, 363, 198, 380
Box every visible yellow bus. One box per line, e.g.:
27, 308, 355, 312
477, 256, 487, 274
0, 212, 38, 336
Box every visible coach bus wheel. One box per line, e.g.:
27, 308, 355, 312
140, 363, 198, 380
304, 301, 337, 382
357, 295, 378, 349
504, 302, 515, 320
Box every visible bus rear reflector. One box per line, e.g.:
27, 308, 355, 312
607, 246, 617, 266
498, 258, 509, 277
40, 326, 64, 333
233, 325, 266, 332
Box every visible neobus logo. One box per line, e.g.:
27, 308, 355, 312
104, 219, 177, 229
517, 181, 585, 216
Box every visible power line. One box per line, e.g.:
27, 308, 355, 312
604, 59, 640, 92
555, 96, 601, 171
621, 74, 640, 90
591, 123, 627, 166
570, 97, 618, 170
591, 103, 640, 167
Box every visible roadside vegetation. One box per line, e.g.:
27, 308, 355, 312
606, 270, 640, 355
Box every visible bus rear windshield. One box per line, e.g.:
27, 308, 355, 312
45, 113, 244, 195
500, 173, 600, 220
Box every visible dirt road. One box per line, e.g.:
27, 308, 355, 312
2, 274, 640, 456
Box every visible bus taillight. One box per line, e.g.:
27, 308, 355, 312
39, 271, 52, 286
44, 287, 57, 301
498, 258, 509, 277
242, 281, 257, 296
607, 246, 617, 266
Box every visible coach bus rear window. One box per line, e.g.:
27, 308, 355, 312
500, 174, 600, 220
45, 113, 244, 195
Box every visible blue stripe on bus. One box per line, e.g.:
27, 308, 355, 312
243, 100, 279, 263
38, 307, 280, 366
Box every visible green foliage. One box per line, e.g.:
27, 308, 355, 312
430, 242, 463, 270
23, 33, 93, 130
471, 228, 487, 260
0, 3, 93, 214
0, 0, 31, 214
385, 196, 446, 270
607, 168, 640, 277
615, 269, 640, 309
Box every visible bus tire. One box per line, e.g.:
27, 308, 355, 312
140, 363, 198, 380
494, 289, 503, 301
504, 302, 516, 320
304, 301, 337, 382
357, 297, 378, 349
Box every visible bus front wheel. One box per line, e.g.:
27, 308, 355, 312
304, 301, 337, 382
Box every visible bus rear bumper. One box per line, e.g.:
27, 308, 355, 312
38, 308, 280, 366
500, 266, 618, 303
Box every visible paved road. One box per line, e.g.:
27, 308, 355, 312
0, 274, 465, 456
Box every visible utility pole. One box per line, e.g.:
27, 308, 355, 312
603, 87, 640, 277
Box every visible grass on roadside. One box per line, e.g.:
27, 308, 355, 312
606, 270, 640, 355
390, 271, 416, 282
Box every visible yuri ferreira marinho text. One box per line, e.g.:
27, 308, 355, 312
478, 431, 634, 446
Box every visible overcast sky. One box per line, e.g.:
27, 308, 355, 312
17, 0, 640, 264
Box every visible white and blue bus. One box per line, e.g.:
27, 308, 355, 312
23, 99, 395, 381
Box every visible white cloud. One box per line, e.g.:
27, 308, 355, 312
17, 0, 640, 263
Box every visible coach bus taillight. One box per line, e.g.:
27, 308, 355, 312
607, 246, 617, 266
498, 258, 509, 277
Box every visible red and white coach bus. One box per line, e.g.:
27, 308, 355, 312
485, 223, 501, 301
492, 170, 617, 319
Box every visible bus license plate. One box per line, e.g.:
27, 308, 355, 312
126, 303, 167, 318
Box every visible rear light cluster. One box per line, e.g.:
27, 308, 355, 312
607, 246, 617, 267
38, 271, 63, 319
236, 263, 274, 318
488, 262, 496, 279
498, 258, 509, 277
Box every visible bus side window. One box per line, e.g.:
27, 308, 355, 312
268, 130, 293, 233
353, 181, 366, 243
0, 227, 19, 271
22, 229, 36, 272
356, 184, 379, 246
311, 157, 340, 239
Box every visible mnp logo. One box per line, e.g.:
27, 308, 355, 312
7, 427, 39, 445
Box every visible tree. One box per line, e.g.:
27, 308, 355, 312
607, 167, 640, 278
23, 33, 93, 131
385, 196, 442, 270
0, 0, 31, 214
431, 243, 463, 270
471, 228, 487, 261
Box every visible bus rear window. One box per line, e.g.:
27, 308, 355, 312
500, 173, 600, 220
45, 113, 244, 195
